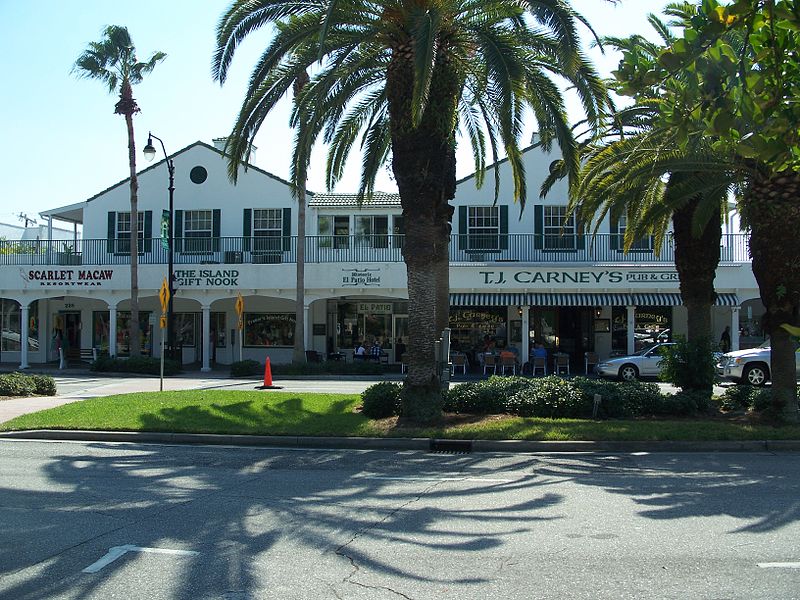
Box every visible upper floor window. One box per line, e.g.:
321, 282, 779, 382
355, 215, 389, 248
319, 215, 350, 249
615, 213, 654, 251
468, 206, 500, 250
116, 212, 145, 253
184, 209, 213, 252
543, 206, 576, 250
253, 208, 283, 252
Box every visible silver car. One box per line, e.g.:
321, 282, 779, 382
718, 339, 800, 386
595, 343, 675, 382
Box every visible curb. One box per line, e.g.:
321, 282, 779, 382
2, 430, 800, 453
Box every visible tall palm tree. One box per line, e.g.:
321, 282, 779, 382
292, 69, 310, 366
213, 0, 609, 422
74, 26, 165, 357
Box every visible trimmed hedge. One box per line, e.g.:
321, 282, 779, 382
440, 375, 673, 419
361, 382, 403, 418
90, 356, 181, 376
231, 360, 262, 377
0, 372, 57, 397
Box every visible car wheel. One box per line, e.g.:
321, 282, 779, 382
743, 364, 769, 387
619, 364, 639, 382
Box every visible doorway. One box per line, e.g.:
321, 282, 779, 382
62, 312, 81, 360
393, 315, 408, 362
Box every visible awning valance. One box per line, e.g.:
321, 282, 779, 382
449, 292, 740, 307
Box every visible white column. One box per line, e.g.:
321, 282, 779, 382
73, 222, 78, 247
19, 302, 30, 369
201, 305, 211, 372
521, 306, 530, 363
626, 305, 636, 356
108, 304, 117, 357
731, 307, 740, 351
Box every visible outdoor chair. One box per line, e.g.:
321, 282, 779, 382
532, 356, 547, 377
584, 351, 599, 374
500, 353, 517, 375
483, 354, 497, 376
451, 353, 467, 376
554, 354, 570, 376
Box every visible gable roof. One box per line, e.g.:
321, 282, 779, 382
455, 140, 552, 186
82, 140, 307, 204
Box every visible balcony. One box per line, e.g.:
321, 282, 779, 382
0, 234, 751, 266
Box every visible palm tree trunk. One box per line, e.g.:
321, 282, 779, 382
434, 144, 457, 335
742, 170, 800, 422
293, 183, 306, 365
671, 193, 721, 341
124, 110, 141, 358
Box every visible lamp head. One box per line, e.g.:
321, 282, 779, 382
143, 134, 156, 162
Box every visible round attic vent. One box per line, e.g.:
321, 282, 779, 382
190, 166, 208, 184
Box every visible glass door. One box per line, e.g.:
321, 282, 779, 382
393, 315, 408, 363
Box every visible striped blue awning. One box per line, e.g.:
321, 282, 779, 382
449, 292, 739, 307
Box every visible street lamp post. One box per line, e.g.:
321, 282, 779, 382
143, 133, 176, 358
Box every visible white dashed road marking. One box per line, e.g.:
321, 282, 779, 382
82, 545, 199, 573
757, 562, 800, 569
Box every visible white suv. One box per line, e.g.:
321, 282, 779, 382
717, 340, 800, 386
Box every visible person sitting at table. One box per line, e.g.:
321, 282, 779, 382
354, 341, 366, 360
532, 342, 547, 360
369, 340, 383, 361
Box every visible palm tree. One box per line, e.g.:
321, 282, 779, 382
292, 69, 310, 366
74, 26, 165, 357
213, 0, 609, 422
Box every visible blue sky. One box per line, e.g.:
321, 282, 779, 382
0, 0, 669, 226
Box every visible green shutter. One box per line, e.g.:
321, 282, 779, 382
144, 211, 153, 253
243, 209, 251, 252
534, 205, 543, 249
499, 205, 509, 250
610, 214, 619, 251
458, 206, 467, 249
212, 209, 221, 252
282, 207, 291, 251
175, 210, 183, 252
107, 212, 115, 254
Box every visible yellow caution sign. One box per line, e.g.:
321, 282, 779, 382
159, 315, 167, 329
237, 318, 244, 331
235, 292, 244, 317
159, 277, 170, 313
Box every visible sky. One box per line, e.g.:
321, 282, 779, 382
0, 0, 670, 227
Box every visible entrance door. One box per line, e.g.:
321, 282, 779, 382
393, 315, 408, 363
557, 307, 591, 370
63, 312, 81, 360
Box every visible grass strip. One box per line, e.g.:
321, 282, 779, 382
2, 390, 800, 441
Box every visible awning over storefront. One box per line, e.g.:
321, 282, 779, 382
449, 292, 740, 307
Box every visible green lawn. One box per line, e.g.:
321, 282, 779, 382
2, 390, 800, 441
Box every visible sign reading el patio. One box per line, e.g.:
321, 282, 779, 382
23, 268, 114, 287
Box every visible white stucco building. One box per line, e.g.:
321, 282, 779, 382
0, 139, 764, 371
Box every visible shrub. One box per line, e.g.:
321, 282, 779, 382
659, 336, 717, 392
361, 382, 402, 418
30, 374, 57, 396
659, 389, 711, 416
571, 377, 632, 418
750, 388, 774, 413
91, 355, 181, 375
719, 385, 758, 411
231, 359, 263, 377
444, 376, 535, 414
0, 372, 37, 396
507, 376, 588, 418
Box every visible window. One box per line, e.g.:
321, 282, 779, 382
253, 208, 283, 252
319, 215, 350, 249
355, 215, 389, 248
211, 313, 226, 348
243, 313, 296, 347
173, 313, 197, 347
1, 300, 39, 352
543, 206, 576, 250
468, 207, 500, 250
392, 215, 405, 249
116, 212, 145, 254
184, 210, 213, 252
616, 214, 653, 251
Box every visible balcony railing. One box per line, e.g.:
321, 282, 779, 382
0, 233, 751, 266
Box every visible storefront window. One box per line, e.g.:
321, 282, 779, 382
449, 307, 507, 353
212, 312, 226, 348
1, 300, 39, 352
173, 313, 197, 347
244, 313, 295, 347
612, 307, 672, 354
116, 312, 152, 356
92, 311, 110, 352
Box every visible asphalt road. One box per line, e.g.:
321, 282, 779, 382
1, 441, 798, 599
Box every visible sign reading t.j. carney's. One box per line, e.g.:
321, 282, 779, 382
478, 268, 680, 286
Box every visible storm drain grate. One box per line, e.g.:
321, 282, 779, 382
429, 439, 473, 454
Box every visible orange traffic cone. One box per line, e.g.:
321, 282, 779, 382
257, 356, 282, 389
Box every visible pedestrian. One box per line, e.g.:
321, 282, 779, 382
720, 326, 731, 353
